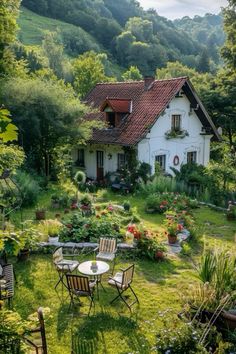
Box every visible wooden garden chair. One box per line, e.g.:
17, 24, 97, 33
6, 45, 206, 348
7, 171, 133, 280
0, 263, 14, 308
66, 274, 96, 315
53, 247, 79, 289
24, 307, 48, 354
108, 264, 139, 310
94, 237, 117, 274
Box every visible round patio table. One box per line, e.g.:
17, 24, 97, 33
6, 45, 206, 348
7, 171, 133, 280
78, 260, 110, 298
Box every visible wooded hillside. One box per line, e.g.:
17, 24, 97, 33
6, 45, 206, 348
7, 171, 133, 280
19, 0, 224, 75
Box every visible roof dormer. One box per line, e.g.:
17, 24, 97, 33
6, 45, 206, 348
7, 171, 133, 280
100, 97, 132, 128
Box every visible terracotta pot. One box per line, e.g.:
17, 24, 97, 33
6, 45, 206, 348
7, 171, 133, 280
167, 234, 177, 244
35, 210, 46, 220
227, 214, 236, 221
51, 201, 60, 209
155, 250, 164, 260
18, 249, 30, 261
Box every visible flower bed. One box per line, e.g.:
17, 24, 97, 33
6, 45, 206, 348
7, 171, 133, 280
145, 192, 198, 214
58, 203, 139, 243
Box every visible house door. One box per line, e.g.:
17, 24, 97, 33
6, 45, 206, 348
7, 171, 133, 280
96, 151, 104, 181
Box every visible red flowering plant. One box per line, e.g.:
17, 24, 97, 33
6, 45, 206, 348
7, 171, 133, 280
126, 222, 149, 240
164, 219, 183, 237
146, 192, 196, 214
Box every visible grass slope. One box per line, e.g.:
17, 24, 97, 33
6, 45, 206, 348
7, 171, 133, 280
18, 6, 98, 47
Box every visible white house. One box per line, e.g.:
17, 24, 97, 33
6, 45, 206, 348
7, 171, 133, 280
72, 77, 220, 180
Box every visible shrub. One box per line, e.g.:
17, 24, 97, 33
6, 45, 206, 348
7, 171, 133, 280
123, 200, 131, 211
74, 170, 86, 185
58, 213, 120, 243
38, 219, 63, 240
145, 192, 195, 214
156, 321, 206, 353
198, 249, 236, 299
79, 194, 92, 206
13, 170, 41, 207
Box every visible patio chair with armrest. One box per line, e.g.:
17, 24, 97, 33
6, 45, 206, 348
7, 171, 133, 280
24, 307, 47, 354
108, 264, 139, 310
94, 237, 117, 274
66, 274, 96, 315
53, 246, 79, 289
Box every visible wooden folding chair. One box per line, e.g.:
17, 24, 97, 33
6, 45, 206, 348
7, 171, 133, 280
66, 274, 96, 315
24, 307, 47, 354
53, 247, 79, 289
108, 264, 139, 310
94, 237, 117, 274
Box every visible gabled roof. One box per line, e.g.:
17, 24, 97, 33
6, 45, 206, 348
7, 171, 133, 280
84, 77, 220, 146
100, 98, 132, 113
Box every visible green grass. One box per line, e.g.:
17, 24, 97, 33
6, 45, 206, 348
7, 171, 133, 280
18, 6, 97, 46
13, 254, 196, 354
8, 188, 236, 353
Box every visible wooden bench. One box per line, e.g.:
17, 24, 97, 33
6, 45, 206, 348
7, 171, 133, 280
0, 263, 14, 307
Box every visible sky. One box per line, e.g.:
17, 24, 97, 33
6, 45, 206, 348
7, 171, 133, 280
138, 0, 228, 20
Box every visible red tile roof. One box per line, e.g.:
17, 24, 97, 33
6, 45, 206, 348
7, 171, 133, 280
84, 77, 218, 145
100, 98, 132, 113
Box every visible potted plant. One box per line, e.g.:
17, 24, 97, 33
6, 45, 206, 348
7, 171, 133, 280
70, 196, 78, 210
17, 223, 40, 261
125, 230, 134, 245
165, 219, 183, 244
39, 219, 62, 244
80, 194, 92, 216
35, 205, 46, 220
51, 195, 60, 209
154, 244, 167, 260
226, 202, 236, 221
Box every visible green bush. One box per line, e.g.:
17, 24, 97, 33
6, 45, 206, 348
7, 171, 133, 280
14, 170, 41, 207
74, 170, 86, 185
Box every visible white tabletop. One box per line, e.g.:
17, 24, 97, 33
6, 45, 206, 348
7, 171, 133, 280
78, 260, 110, 276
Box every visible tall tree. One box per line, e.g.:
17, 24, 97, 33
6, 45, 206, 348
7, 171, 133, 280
0, 0, 21, 76
122, 66, 142, 81
197, 48, 210, 73
73, 51, 112, 98
0, 78, 90, 176
221, 0, 236, 69
42, 31, 64, 79
0, 107, 24, 175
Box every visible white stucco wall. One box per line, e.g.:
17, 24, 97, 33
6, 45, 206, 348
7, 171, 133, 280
72, 144, 125, 179
137, 94, 212, 174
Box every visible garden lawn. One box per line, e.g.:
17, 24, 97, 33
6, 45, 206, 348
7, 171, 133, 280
9, 189, 236, 353
13, 253, 197, 354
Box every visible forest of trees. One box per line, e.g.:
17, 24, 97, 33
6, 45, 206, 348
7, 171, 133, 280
19, 0, 224, 75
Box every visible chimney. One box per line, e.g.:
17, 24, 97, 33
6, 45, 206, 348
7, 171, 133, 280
144, 76, 155, 91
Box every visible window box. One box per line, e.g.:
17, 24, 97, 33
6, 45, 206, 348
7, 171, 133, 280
165, 129, 189, 140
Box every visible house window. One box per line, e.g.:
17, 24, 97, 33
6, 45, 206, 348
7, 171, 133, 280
171, 115, 181, 131
187, 151, 197, 163
76, 148, 85, 167
107, 112, 116, 128
117, 153, 126, 170
155, 155, 166, 171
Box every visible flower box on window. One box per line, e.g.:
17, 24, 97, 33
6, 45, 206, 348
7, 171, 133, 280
165, 129, 189, 140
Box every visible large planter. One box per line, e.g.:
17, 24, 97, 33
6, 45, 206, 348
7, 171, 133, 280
48, 236, 59, 244
167, 234, 177, 244
35, 210, 46, 220
18, 249, 30, 261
